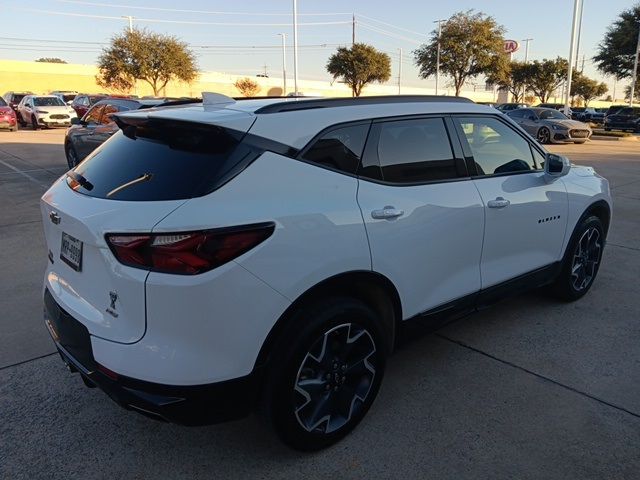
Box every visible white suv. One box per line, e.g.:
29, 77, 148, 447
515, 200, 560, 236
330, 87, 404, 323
18, 95, 77, 129
41, 95, 611, 450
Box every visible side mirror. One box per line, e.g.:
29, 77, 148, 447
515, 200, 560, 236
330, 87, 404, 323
544, 153, 571, 181
70, 117, 81, 125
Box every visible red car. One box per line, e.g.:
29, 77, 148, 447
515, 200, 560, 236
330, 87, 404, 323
0, 96, 17, 131
70, 94, 107, 118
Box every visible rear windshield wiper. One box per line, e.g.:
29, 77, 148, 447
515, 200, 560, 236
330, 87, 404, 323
66, 171, 93, 191
107, 173, 153, 198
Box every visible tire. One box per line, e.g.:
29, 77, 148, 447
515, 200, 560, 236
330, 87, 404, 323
263, 297, 387, 451
536, 127, 551, 144
65, 144, 80, 169
551, 215, 604, 302
17, 113, 26, 127
31, 115, 39, 130
10, 125, 18, 132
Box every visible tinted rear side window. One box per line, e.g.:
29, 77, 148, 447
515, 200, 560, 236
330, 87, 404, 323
376, 117, 458, 183
69, 122, 253, 201
0, 97, 6, 107
301, 123, 369, 174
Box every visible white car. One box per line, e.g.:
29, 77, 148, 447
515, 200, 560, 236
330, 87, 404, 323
17, 95, 77, 129
41, 95, 611, 451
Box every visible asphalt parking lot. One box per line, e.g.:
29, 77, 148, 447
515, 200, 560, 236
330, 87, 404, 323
1, 129, 639, 479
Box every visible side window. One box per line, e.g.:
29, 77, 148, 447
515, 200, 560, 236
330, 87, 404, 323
376, 117, 458, 183
101, 104, 119, 124
301, 123, 369, 174
456, 117, 536, 175
508, 109, 524, 119
84, 104, 104, 124
81, 97, 90, 107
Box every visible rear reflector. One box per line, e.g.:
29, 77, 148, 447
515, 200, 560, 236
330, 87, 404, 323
106, 222, 275, 275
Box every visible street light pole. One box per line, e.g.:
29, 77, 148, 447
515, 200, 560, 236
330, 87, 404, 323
574, 0, 585, 71
629, 25, 640, 106
564, 0, 581, 116
434, 19, 445, 95
122, 15, 133, 32
522, 38, 533, 63
292, 0, 299, 96
277, 33, 287, 96
398, 48, 403, 95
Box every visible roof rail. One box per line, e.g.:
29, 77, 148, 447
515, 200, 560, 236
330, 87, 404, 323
254, 95, 473, 114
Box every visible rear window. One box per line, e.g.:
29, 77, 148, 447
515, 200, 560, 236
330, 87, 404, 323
13, 94, 27, 104
69, 122, 254, 201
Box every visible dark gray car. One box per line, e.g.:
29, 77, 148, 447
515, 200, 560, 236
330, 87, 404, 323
64, 98, 162, 168
507, 107, 592, 144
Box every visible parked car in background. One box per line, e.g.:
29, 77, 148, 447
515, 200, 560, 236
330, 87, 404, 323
507, 107, 592, 144
64, 97, 163, 167
71, 94, 107, 118
16, 95, 77, 129
584, 108, 607, 124
496, 102, 528, 112
2, 91, 34, 114
51, 91, 79, 105
604, 106, 640, 132
604, 105, 627, 119
42, 95, 611, 451
0, 96, 18, 131
571, 107, 597, 121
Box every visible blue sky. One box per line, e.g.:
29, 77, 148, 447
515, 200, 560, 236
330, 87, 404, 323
2, 0, 634, 92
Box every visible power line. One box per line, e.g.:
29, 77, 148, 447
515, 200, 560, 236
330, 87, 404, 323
358, 22, 423, 45
55, 0, 352, 17
356, 14, 427, 38
21, 9, 352, 26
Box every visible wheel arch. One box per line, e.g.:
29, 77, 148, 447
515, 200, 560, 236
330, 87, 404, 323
254, 270, 402, 370
583, 199, 611, 236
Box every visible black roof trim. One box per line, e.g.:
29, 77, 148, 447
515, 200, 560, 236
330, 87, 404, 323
254, 95, 473, 114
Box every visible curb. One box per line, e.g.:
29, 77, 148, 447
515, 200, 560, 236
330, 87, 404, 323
590, 135, 639, 142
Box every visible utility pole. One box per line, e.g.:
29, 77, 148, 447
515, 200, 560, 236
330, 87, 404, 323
522, 38, 533, 63
581, 54, 585, 72
352, 14, 356, 45
398, 48, 403, 95
629, 25, 640, 106
434, 19, 445, 95
564, 0, 581, 116
122, 15, 134, 32
292, 0, 299, 95
574, 0, 584, 70
277, 33, 287, 96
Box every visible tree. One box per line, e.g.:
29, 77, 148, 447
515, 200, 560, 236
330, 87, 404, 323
234, 78, 260, 97
486, 61, 530, 103
96, 28, 197, 96
414, 10, 508, 96
326, 43, 391, 97
35, 57, 67, 64
624, 77, 640, 101
593, 4, 640, 80
570, 71, 608, 106
526, 57, 568, 103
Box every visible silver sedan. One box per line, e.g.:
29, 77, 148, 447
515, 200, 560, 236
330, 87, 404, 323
507, 107, 592, 144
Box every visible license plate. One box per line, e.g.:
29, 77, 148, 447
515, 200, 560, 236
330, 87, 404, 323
60, 232, 83, 271
573, 131, 588, 138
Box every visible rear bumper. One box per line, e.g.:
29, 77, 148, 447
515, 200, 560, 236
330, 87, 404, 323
44, 288, 260, 425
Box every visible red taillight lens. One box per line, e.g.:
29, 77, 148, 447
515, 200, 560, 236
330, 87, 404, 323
106, 223, 275, 275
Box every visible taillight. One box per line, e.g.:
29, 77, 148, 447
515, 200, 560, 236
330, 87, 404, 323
105, 222, 275, 275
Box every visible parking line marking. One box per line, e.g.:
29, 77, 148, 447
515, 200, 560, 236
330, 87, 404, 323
437, 333, 640, 420
0, 158, 50, 188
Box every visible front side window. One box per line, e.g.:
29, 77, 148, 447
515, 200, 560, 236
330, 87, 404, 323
456, 117, 538, 175
507, 109, 524, 119
301, 123, 369, 174
100, 105, 119, 125
375, 117, 458, 183
84, 105, 104, 124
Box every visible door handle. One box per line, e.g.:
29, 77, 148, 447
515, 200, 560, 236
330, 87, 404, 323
371, 206, 404, 220
487, 197, 510, 209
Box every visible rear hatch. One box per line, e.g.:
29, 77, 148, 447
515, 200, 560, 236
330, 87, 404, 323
41, 105, 256, 343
